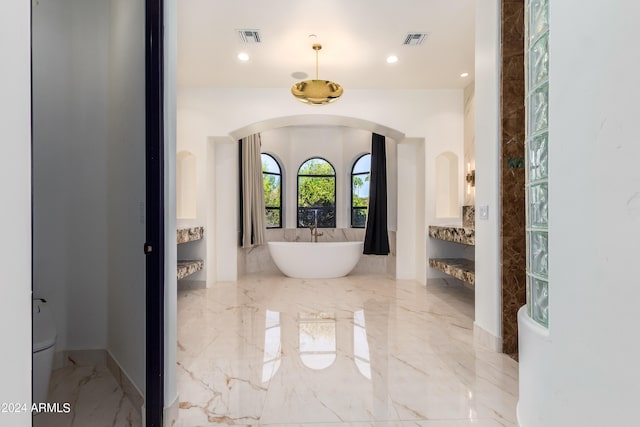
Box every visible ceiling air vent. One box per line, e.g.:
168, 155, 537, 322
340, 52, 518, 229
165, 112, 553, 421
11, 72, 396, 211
403, 32, 428, 46
238, 29, 261, 44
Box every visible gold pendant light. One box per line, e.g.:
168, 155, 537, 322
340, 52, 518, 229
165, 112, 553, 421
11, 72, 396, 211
291, 43, 343, 105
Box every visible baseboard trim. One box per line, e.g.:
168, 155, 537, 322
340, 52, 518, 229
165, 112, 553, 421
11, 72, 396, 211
52, 349, 144, 416
516, 402, 524, 427
473, 322, 503, 352
106, 350, 144, 416
164, 393, 180, 427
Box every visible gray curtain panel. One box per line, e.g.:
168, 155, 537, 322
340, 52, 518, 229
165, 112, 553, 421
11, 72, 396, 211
241, 133, 267, 248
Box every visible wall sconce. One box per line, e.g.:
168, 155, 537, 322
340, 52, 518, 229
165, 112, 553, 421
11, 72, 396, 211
466, 163, 475, 195
466, 169, 475, 187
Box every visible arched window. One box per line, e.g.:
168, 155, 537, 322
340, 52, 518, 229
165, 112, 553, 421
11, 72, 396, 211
261, 153, 282, 228
297, 157, 336, 228
351, 154, 371, 228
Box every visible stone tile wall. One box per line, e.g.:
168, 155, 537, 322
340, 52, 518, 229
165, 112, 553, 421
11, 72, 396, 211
501, 0, 527, 358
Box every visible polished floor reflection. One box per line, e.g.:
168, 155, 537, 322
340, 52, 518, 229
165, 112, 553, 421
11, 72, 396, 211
177, 275, 518, 426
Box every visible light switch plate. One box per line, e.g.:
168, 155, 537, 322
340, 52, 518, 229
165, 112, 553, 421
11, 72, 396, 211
478, 205, 489, 220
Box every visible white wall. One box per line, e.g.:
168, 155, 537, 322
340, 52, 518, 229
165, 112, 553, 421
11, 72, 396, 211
473, 0, 502, 344
179, 88, 462, 140
434, 152, 459, 218
463, 82, 476, 206
214, 139, 239, 282
518, 2, 640, 426
396, 138, 426, 281
0, 1, 32, 424
177, 88, 463, 284
107, 0, 146, 396
177, 151, 197, 218
32, 0, 110, 354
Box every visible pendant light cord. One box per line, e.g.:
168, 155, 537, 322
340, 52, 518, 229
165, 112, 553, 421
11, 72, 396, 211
312, 43, 321, 80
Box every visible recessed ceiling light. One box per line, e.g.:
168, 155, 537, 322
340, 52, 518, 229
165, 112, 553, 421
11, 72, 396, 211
387, 55, 398, 64
238, 52, 250, 61
460, 72, 470, 78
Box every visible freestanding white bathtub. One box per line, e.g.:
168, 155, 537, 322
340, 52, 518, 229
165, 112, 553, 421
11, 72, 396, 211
267, 241, 363, 279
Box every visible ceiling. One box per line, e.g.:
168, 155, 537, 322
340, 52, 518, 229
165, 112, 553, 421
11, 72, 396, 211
177, 0, 475, 90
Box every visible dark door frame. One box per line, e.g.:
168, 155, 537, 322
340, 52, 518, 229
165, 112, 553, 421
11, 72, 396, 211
145, 0, 165, 425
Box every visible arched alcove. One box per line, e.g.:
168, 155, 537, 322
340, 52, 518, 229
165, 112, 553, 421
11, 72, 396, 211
435, 151, 459, 218
177, 150, 197, 218
210, 114, 424, 283
229, 114, 405, 142
230, 114, 403, 231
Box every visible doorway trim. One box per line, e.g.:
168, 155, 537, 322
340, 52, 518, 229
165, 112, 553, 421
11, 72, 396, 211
145, 0, 165, 425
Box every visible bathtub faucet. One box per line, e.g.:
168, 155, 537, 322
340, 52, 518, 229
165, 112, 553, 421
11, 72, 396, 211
309, 225, 323, 242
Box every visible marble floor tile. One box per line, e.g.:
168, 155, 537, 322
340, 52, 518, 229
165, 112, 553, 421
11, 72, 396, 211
33, 365, 141, 427
177, 275, 519, 427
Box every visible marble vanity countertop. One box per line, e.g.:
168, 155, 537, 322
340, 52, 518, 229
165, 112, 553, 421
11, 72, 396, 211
429, 258, 475, 285
428, 225, 475, 245
177, 226, 204, 244
177, 259, 204, 280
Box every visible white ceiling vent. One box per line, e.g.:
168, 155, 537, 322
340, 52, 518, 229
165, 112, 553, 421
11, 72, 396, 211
403, 32, 428, 46
238, 29, 261, 44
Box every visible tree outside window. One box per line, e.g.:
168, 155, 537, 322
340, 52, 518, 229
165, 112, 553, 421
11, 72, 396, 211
351, 154, 371, 228
262, 153, 282, 228
297, 158, 336, 228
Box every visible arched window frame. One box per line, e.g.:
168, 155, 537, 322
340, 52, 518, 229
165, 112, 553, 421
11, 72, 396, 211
351, 153, 371, 228
261, 153, 282, 229
296, 157, 336, 228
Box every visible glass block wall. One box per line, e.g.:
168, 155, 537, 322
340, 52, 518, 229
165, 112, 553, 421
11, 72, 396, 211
525, 0, 549, 327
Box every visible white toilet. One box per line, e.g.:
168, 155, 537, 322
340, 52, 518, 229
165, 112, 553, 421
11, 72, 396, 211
33, 299, 56, 404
